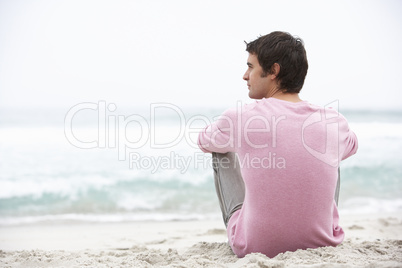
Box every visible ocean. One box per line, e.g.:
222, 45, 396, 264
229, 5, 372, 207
0, 103, 401, 225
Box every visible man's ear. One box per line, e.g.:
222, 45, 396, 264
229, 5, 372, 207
270, 63, 281, 79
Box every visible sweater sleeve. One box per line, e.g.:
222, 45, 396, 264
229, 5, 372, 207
197, 108, 237, 153
339, 115, 358, 161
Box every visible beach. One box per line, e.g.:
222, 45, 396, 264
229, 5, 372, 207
1, 109, 402, 267
1, 0, 402, 266
1, 212, 401, 267
1, 109, 402, 268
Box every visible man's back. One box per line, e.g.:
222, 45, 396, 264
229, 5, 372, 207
198, 97, 358, 257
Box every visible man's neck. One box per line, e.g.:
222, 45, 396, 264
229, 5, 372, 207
270, 91, 302, 103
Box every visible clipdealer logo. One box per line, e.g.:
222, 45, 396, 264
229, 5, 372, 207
301, 100, 340, 167
64, 101, 211, 161
64, 100, 341, 171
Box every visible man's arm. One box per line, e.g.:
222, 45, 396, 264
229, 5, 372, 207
339, 117, 358, 161
198, 110, 237, 154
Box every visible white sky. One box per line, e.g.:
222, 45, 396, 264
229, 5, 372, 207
0, 0, 401, 111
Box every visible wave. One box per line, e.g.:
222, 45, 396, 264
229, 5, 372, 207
1, 197, 401, 226
1, 110, 402, 224
339, 197, 402, 214
0, 212, 220, 226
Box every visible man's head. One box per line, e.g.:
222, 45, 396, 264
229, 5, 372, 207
245, 31, 308, 95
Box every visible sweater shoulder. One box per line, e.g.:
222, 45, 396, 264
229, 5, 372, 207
221, 101, 261, 118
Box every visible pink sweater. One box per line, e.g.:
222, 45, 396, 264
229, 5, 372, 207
198, 98, 358, 258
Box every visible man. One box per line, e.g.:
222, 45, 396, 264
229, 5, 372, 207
197, 31, 358, 258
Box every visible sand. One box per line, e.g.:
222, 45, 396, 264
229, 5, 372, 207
0, 213, 401, 267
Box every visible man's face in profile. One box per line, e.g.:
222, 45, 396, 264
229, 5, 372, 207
243, 54, 273, 99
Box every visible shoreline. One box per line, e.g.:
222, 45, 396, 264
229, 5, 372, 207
1, 212, 401, 267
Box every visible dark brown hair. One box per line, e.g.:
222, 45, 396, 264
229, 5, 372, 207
245, 31, 308, 93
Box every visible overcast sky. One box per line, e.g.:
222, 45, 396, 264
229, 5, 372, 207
0, 0, 401, 112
